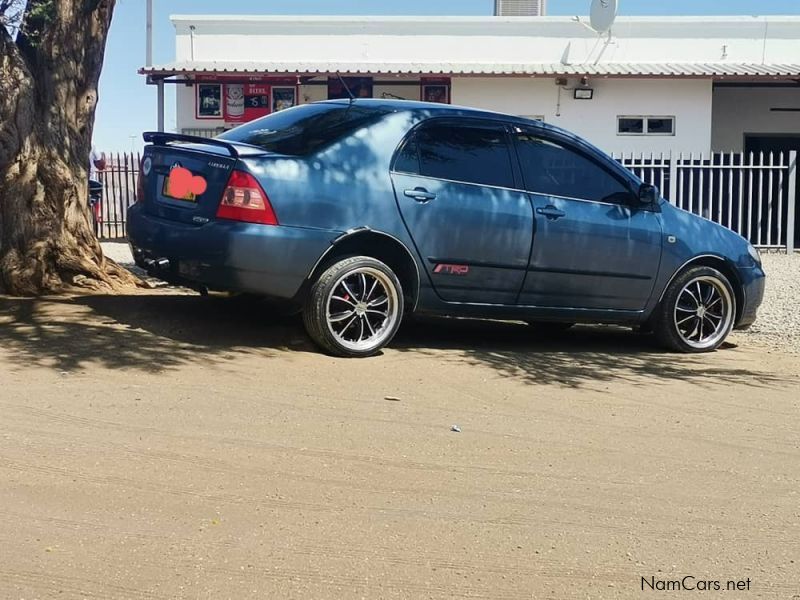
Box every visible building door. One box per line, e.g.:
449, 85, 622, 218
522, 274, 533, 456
391, 120, 534, 304
745, 135, 800, 248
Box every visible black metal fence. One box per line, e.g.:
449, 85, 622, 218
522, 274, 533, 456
94, 153, 140, 240
615, 151, 798, 251
96, 149, 798, 251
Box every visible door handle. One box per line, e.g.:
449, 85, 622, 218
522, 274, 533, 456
404, 187, 437, 202
536, 205, 566, 220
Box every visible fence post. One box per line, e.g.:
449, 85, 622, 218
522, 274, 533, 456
788, 150, 797, 254
668, 150, 677, 203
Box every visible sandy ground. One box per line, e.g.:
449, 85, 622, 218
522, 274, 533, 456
0, 290, 798, 599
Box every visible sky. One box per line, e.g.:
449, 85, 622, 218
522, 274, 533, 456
94, 0, 800, 153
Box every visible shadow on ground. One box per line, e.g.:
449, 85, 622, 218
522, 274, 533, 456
394, 317, 782, 389
0, 294, 312, 374
0, 293, 785, 389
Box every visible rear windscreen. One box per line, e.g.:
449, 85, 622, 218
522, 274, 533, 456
217, 103, 391, 156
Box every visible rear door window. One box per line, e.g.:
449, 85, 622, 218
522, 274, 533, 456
405, 122, 514, 188
394, 135, 420, 174
218, 103, 391, 156
515, 133, 632, 204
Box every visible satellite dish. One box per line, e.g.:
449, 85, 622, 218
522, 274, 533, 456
590, 0, 618, 34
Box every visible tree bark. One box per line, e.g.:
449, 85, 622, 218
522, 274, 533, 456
0, 0, 139, 295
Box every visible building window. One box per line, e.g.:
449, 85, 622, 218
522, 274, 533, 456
618, 117, 644, 135
617, 116, 675, 136
646, 117, 674, 135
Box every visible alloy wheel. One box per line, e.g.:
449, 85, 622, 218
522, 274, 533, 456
325, 267, 400, 353
673, 276, 734, 350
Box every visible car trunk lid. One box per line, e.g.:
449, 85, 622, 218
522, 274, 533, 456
139, 133, 271, 226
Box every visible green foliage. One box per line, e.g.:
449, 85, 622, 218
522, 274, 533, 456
21, 0, 55, 46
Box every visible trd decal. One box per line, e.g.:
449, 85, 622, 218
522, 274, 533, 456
433, 264, 470, 276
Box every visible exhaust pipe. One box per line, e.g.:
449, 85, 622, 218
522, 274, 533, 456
143, 257, 170, 276
140, 256, 207, 295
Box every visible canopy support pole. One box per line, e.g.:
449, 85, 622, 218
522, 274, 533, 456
157, 79, 165, 132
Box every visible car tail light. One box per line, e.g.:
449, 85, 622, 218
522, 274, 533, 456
216, 170, 278, 225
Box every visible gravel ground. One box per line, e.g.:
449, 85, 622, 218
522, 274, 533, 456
103, 241, 137, 270
101, 243, 799, 353
103, 241, 158, 284
734, 252, 800, 354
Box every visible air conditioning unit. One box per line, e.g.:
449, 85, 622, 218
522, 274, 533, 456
494, 0, 546, 16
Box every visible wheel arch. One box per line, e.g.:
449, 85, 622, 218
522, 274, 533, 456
304, 228, 421, 311
658, 254, 744, 324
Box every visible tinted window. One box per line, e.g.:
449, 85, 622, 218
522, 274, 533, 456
394, 136, 420, 174
516, 134, 632, 204
618, 118, 644, 134
219, 103, 390, 156
414, 124, 514, 188
647, 117, 674, 135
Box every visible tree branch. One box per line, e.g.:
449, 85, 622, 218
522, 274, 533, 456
0, 0, 25, 37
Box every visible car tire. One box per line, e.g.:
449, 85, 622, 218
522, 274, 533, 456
526, 321, 575, 334
303, 256, 404, 358
654, 266, 736, 353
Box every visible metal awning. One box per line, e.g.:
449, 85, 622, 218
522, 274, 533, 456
140, 60, 800, 79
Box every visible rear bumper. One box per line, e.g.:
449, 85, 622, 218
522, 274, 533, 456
127, 203, 339, 300
734, 265, 766, 330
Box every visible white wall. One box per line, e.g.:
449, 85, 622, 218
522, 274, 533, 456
172, 16, 800, 69
712, 87, 800, 152
176, 76, 715, 152
300, 84, 328, 104
168, 15, 797, 145
452, 77, 713, 154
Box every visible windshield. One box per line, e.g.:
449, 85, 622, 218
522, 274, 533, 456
218, 103, 392, 156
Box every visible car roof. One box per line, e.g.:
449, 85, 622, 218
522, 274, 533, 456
320, 98, 573, 139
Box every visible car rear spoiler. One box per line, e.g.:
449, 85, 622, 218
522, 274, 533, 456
142, 131, 241, 159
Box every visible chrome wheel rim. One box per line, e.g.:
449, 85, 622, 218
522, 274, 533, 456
325, 267, 400, 353
673, 276, 734, 350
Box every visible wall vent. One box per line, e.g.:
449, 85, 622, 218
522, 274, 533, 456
494, 0, 546, 16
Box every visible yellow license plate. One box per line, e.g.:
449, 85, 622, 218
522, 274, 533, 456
163, 176, 197, 202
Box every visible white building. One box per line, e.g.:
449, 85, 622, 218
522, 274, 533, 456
140, 13, 800, 157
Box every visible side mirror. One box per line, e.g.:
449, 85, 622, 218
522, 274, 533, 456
638, 183, 659, 205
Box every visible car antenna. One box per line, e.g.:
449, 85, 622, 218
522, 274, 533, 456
336, 72, 356, 104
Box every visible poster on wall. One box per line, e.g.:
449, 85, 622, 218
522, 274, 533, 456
223, 83, 271, 123
422, 84, 450, 104
225, 84, 245, 121
272, 87, 297, 112
328, 77, 373, 100
197, 84, 222, 118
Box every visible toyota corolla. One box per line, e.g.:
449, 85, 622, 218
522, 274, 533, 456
128, 99, 765, 357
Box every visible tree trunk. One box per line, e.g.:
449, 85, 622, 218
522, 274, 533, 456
0, 0, 139, 295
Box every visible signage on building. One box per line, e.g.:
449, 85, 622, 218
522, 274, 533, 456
195, 75, 298, 124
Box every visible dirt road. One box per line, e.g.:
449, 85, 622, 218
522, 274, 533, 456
1, 291, 798, 599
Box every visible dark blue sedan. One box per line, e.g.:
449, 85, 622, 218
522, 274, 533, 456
129, 100, 765, 357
